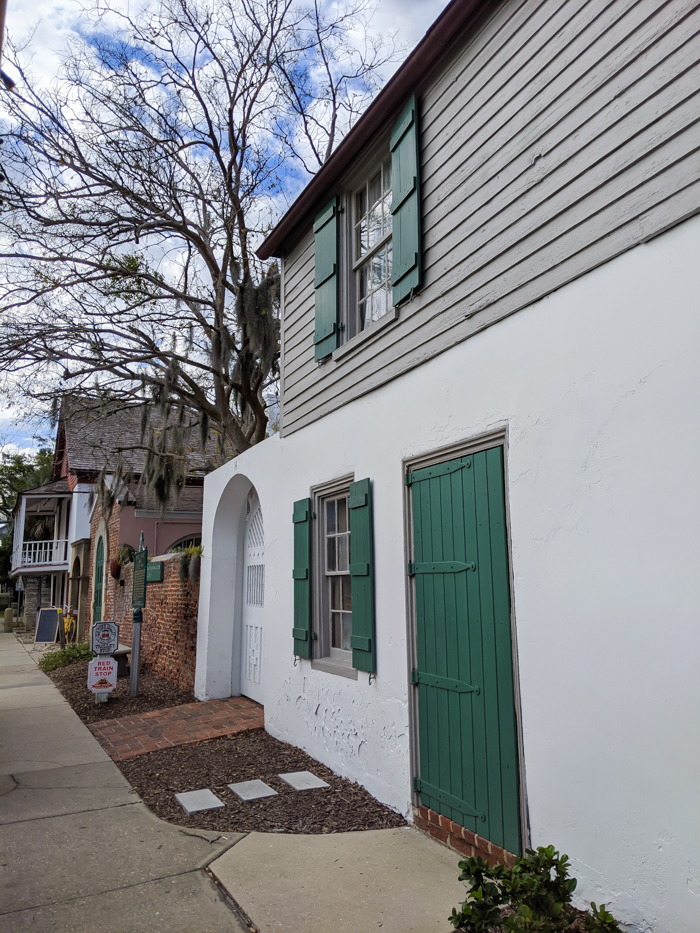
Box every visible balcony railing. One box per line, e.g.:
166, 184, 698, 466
16, 539, 69, 568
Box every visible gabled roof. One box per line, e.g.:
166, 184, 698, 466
54, 398, 213, 479
257, 0, 486, 260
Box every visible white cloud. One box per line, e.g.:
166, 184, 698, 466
3, 0, 449, 85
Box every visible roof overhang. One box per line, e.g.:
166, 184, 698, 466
257, 0, 487, 260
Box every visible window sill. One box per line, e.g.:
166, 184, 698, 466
332, 305, 399, 363
311, 657, 358, 680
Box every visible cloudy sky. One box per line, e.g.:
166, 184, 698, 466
3, 0, 450, 86
0, 0, 449, 452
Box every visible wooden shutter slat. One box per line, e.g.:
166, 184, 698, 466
313, 196, 339, 361
292, 497, 312, 658
348, 477, 375, 673
391, 95, 421, 305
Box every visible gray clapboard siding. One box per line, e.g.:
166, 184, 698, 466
279, 0, 700, 434
423, 30, 700, 259
421, 1, 693, 230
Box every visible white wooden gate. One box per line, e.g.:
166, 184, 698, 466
240, 496, 264, 704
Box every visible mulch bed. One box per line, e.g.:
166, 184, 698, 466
117, 729, 407, 835
48, 659, 195, 725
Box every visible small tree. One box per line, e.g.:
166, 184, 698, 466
0, 446, 53, 588
0, 0, 398, 483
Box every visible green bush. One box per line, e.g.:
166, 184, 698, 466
38, 641, 94, 672
450, 846, 621, 932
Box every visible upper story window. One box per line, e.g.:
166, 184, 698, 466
352, 161, 392, 338
311, 94, 420, 364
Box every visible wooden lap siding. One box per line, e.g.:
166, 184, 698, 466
409, 446, 520, 855
280, 0, 700, 433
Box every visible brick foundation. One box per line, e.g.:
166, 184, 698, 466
413, 805, 517, 868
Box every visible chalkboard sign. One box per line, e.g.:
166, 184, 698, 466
132, 549, 148, 609
35, 608, 59, 644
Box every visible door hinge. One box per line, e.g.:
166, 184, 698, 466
407, 561, 415, 576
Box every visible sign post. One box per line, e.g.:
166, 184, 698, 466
130, 536, 147, 697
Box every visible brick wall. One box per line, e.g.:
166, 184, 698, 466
86, 497, 199, 690
413, 805, 517, 868
111, 554, 199, 691
86, 499, 121, 626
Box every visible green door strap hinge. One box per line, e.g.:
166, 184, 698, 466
411, 668, 480, 694
413, 777, 486, 822
408, 560, 476, 576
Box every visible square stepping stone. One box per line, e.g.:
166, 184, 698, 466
175, 789, 225, 815
278, 770, 330, 791
228, 779, 278, 802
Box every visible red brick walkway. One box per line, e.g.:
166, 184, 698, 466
88, 697, 264, 761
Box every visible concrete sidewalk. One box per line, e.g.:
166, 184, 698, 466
0, 634, 246, 933
0, 633, 467, 933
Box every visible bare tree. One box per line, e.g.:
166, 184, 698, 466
0, 0, 398, 482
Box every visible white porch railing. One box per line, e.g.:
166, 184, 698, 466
18, 539, 69, 568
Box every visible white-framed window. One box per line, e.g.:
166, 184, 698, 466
311, 475, 357, 679
342, 160, 392, 342
324, 493, 352, 651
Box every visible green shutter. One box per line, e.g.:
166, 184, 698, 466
313, 196, 339, 361
292, 498, 312, 658
391, 95, 421, 306
348, 478, 376, 673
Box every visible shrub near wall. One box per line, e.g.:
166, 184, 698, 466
112, 554, 199, 691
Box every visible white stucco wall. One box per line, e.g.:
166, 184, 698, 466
196, 214, 700, 933
68, 488, 92, 544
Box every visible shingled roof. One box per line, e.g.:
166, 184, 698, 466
122, 481, 204, 514
53, 398, 213, 480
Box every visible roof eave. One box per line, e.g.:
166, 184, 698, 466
257, 0, 486, 260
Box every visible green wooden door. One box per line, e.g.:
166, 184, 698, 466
93, 537, 104, 624
408, 446, 521, 854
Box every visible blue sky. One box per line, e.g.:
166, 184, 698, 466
0, 0, 450, 453
3, 0, 450, 87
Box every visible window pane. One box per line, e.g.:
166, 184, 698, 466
340, 615, 352, 651
342, 576, 352, 612
371, 250, 385, 289
331, 612, 342, 649
371, 288, 387, 323
360, 263, 369, 300
337, 497, 347, 533
330, 575, 342, 610
326, 536, 336, 572
382, 193, 391, 232
386, 240, 393, 278
326, 499, 336, 535
356, 188, 366, 222
369, 171, 381, 208
337, 534, 349, 572
357, 218, 368, 256
368, 203, 382, 249
358, 298, 367, 331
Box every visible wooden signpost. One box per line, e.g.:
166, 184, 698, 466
130, 538, 147, 697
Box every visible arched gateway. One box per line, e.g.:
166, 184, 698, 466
194, 472, 265, 704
